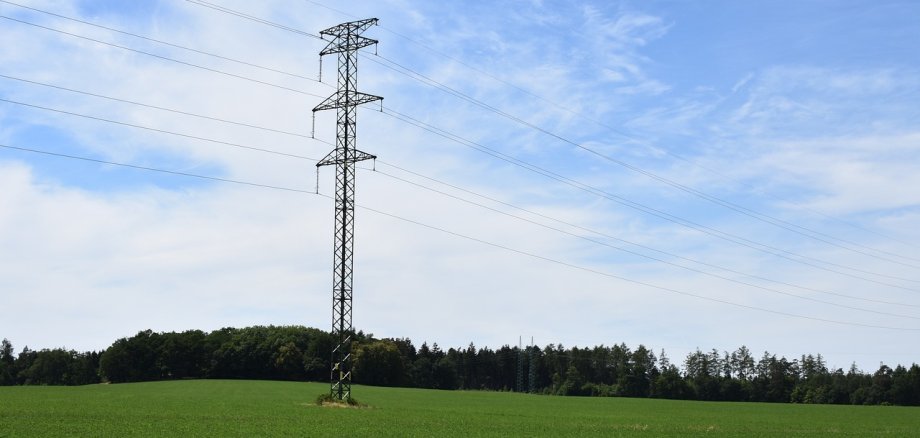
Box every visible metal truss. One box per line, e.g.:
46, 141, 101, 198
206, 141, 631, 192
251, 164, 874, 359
313, 18, 382, 401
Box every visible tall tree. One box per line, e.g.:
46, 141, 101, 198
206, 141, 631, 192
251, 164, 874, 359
353, 340, 406, 387
0, 339, 14, 385
731, 346, 756, 381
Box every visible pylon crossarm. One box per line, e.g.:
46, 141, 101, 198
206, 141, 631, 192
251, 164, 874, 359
319, 18, 378, 38
320, 36, 378, 56
316, 149, 376, 167
313, 91, 383, 112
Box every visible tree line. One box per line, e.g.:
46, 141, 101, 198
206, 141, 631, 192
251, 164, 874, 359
2, 326, 918, 406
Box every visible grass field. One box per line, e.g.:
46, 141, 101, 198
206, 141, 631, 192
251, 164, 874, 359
1, 380, 918, 437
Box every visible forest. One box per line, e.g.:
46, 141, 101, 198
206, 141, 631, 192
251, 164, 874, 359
2, 326, 918, 406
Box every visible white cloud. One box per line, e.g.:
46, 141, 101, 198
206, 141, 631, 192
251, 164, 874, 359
1, 0, 919, 373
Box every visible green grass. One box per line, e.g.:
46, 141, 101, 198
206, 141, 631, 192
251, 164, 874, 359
1, 380, 918, 436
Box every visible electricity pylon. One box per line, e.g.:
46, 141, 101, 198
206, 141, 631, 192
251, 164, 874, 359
313, 18, 382, 401
529, 337, 536, 393
517, 336, 524, 392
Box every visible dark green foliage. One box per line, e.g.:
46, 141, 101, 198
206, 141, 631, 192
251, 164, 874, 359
3, 329, 919, 407
22, 349, 73, 385
653, 361, 692, 399
158, 330, 208, 379
100, 330, 163, 382
0, 339, 14, 385
352, 340, 406, 387
1, 339, 100, 386
314, 391, 361, 406
87, 326, 334, 384
202, 326, 333, 381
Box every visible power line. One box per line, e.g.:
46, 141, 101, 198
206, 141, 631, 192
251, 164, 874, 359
170, 0, 920, 282
185, 0, 323, 40
302, 0, 358, 21
305, 0, 625, 140
0, 74, 318, 140
0, 143, 311, 193
0, 15, 325, 99
367, 163, 920, 310
0, 0, 322, 83
365, 53, 920, 271
359, 199, 920, 333
373, 106, 920, 292
12, 89, 914, 298
415, 18, 908, 249
9, 72, 914, 309
306, 0, 915, 255
362, 167, 920, 320
6, 0, 917, 304
6, 73, 914, 310
3, 142, 917, 332
0, 98, 319, 162
8, 2, 920, 363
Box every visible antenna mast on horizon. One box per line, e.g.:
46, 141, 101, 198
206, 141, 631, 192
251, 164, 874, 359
517, 336, 524, 392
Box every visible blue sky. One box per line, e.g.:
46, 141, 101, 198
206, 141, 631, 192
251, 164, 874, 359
2, 0, 920, 371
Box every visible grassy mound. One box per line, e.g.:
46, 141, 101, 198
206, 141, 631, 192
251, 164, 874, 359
314, 392, 365, 408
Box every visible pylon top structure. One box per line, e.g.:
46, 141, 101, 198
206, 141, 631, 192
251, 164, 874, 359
313, 18, 382, 401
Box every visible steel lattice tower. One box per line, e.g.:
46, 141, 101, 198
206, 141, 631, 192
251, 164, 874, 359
528, 337, 537, 393
516, 337, 524, 392
313, 18, 382, 401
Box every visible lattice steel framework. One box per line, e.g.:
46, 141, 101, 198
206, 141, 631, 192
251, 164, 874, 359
313, 18, 382, 401
528, 337, 537, 393
516, 337, 524, 392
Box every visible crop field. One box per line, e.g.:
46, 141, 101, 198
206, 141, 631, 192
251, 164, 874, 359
1, 380, 918, 437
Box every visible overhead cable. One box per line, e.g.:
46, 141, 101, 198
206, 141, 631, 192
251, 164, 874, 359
183, 0, 920, 267
373, 107, 920, 292
0, 15, 325, 98
367, 53, 920, 271
6, 74, 914, 309
0, 0, 322, 82
3, 142, 918, 332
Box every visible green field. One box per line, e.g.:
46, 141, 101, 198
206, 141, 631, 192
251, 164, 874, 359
1, 380, 917, 437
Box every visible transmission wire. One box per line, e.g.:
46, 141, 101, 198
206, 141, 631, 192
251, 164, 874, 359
0, 74, 313, 139
177, 0, 920, 269
360, 2, 913, 251
0, 0, 321, 83
0, 15, 325, 99
0, 98, 319, 162
372, 107, 920, 292
7, 73, 915, 309
361, 167, 920, 320
369, 161, 920, 310
366, 53, 920, 271
2, 142, 918, 332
